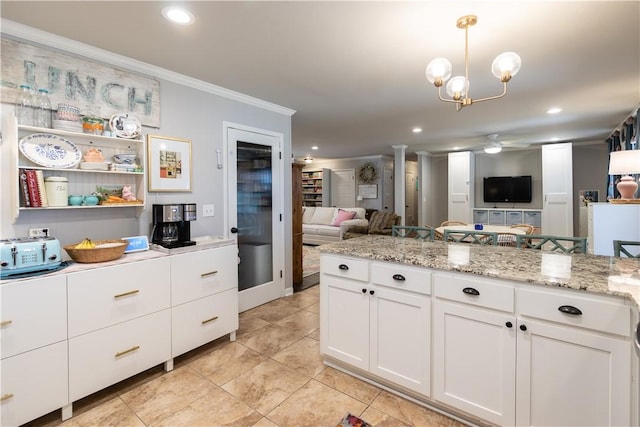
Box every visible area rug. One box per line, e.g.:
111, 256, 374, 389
337, 412, 372, 427
302, 244, 320, 277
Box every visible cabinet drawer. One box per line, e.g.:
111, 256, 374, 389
488, 210, 506, 225
1, 275, 67, 359
434, 273, 514, 313
68, 309, 171, 402
523, 211, 542, 227
517, 288, 630, 336
172, 288, 239, 357
1, 341, 68, 427
473, 210, 488, 224
321, 255, 368, 282
171, 245, 238, 306
67, 257, 171, 338
370, 262, 431, 295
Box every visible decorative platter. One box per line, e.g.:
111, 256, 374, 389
19, 133, 81, 168
109, 113, 141, 139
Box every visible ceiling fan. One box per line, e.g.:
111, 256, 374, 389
482, 133, 530, 153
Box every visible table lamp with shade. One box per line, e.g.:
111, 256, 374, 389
609, 150, 640, 202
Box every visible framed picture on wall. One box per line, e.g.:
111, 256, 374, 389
147, 134, 192, 192
358, 184, 377, 199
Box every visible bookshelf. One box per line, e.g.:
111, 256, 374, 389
301, 168, 331, 207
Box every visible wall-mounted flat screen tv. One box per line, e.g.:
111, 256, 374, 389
483, 176, 532, 203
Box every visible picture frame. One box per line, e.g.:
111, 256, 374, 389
358, 184, 377, 199
147, 134, 192, 192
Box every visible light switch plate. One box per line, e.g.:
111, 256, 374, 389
202, 204, 214, 217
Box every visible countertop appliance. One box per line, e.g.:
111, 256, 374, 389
151, 203, 196, 249
0, 237, 62, 278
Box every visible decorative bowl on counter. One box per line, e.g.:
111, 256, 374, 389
64, 239, 127, 263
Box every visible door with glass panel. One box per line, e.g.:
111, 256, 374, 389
227, 126, 284, 312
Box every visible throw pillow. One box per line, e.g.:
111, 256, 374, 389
330, 209, 356, 226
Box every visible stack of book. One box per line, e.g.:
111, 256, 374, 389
19, 169, 49, 207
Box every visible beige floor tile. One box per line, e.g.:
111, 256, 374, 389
371, 390, 457, 427
120, 366, 217, 425
59, 397, 144, 427
153, 386, 263, 427
360, 406, 411, 426
221, 359, 309, 415
301, 284, 320, 296
307, 328, 320, 340
315, 367, 381, 404
271, 336, 325, 378
189, 341, 267, 386
243, 298, 303, 323
238, 323, 307, 357
274, 309, 319, 335
252, 417, 279, 427
303, 301, 320, 314
281, 291, 319, 310
266, 379, 367, 427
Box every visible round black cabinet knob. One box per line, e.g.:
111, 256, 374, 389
505, 321, 513, 328
369, 290, 375, 295
362, 288, 367, 294
519, 324, 527, 331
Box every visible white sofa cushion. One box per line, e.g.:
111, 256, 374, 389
309, 207, 336, 225
302, 206, 316, 224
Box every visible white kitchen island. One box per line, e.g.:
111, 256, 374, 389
319, 235, 640, 427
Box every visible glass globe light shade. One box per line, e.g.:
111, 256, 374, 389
425, 58, 453, 84
446, 76, 468, 98
491, 52, 522, 80
484, 142, 503, 154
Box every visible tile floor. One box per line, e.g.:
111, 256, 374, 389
26, 285, 467, 427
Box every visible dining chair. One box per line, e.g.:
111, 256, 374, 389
443, 230, 498, 246
510, 224, 535, 234
392, 225, 435, 241
613, 240, 640, 258
516, 234, 587, 254
441, 220, 467, 227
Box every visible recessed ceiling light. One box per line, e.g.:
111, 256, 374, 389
311, 146, 319, 150
547, 107, 562, 114
412, 127, 423, 133
162, 7, 195, 25
550, 137, 560, 141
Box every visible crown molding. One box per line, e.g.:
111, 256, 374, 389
1, 19, 296, 117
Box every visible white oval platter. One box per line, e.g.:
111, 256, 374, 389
19, 133, 81, 168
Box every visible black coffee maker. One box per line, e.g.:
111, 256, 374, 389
151, 204, 196, 248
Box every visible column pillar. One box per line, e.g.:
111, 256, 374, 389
392, 145, 407, 225
416, 151, 432, 227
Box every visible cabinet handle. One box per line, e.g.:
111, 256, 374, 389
338, 264, 349, 271
362, 288, 367, 293
0, 320, 12, 327
505, 321, 513, 328
0, 393, 14, 402
115, 345, 140, 358
558, 305, 582, 316
200, 270, 218, 278
114, 289, 139, 299
369, 290, 375, 295
519, 324, 527, 331
392, 274, 406, 281
462, 287, 480, 296
201, 316, 219, 325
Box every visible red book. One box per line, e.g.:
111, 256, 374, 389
25, 169, 41, 207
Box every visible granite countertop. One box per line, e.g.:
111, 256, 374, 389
319, 235, 640, 307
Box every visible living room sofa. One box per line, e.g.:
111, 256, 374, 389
342, 211, 401, 239
302, 206, 368, 245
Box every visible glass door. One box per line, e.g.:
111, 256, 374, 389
227, 126, 283, 312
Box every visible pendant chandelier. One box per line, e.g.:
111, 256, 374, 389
425, 15, 521, 111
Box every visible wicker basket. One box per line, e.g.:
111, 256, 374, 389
64, 239, 127, 263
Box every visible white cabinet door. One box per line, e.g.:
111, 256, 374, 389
542, 143, 573, 236
1, 341, 68, 427
320, 275, 369, 371
433, 300, 516, 425
370, 285, 430, 397
448, 151, 474, 223
0, 275, 66, 359
515, 319, 631, 427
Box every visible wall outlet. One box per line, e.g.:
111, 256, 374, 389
202, 204, 214, 217
29, 227, 49, 238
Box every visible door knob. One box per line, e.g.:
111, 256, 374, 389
230, 227, 238, 233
